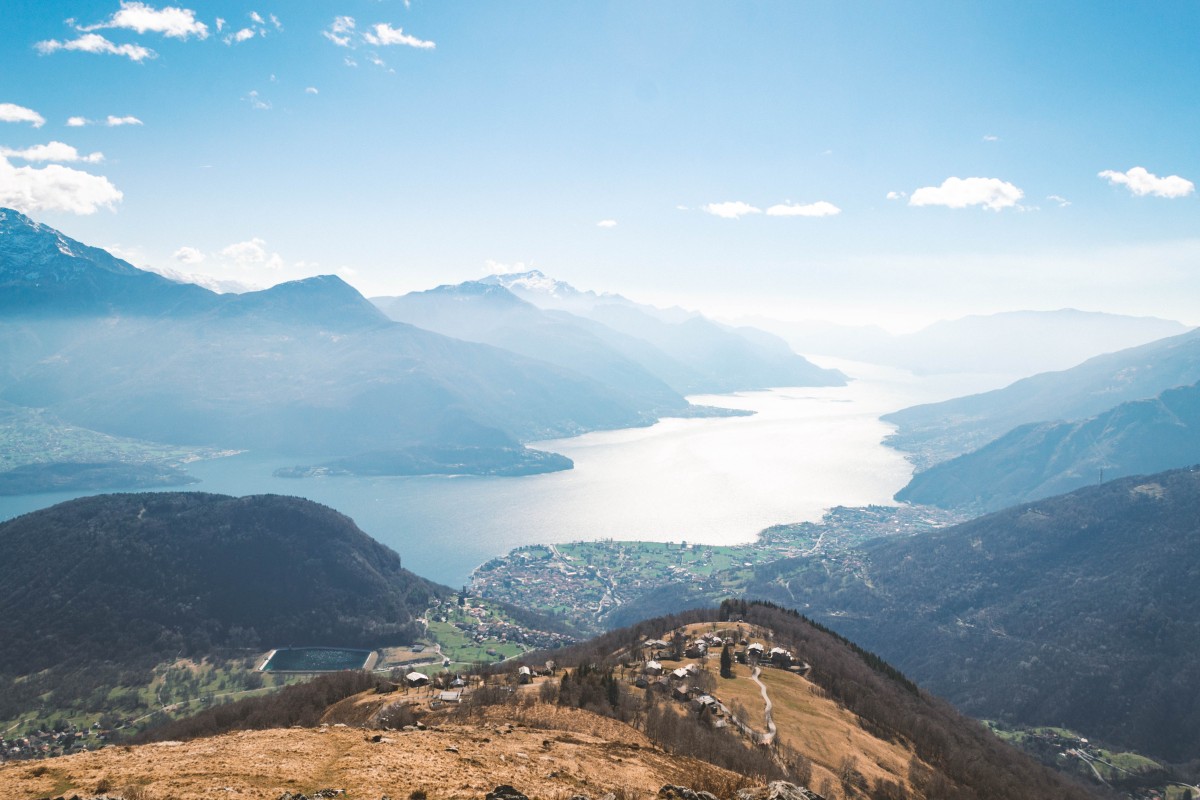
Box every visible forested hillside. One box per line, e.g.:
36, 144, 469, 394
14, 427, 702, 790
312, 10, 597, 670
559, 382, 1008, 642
669, 470, 1200, 764
0, 492, 445, 724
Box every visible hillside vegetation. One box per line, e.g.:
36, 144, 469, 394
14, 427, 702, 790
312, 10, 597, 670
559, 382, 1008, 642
5, 603, 1091, 800
681, 470, 1200, 765
896, 381, 1200, 511
0, 492, 444, 726
526, 604, 1090, 800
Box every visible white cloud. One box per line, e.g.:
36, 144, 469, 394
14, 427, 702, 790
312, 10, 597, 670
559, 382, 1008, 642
0, 103, 46, 128
63, 115, 144, 127
765, 200, 840, 218
1098, 166, 1194, 199
215, 18, 225, 32
36, 33, 156, 62
173, 246, 205, 264
596, 219, 617, 228
0, 155, 123, 214
344, 56, 359, 68
269, 14, 282, 31
1047, 194, 1071, 208
324, 16, 356, 47
245, 91, 270, 111
220, 238, 283, 269
886, 191, 907, 201
305, 86, 319, 95
702, 201, 762, 219
0, 142, 104, 164
363, 22, 435, 49
982, 134, 999, 142
908, 176, 1024, 211
224, 11, 274, 45
81, 1, 208, 39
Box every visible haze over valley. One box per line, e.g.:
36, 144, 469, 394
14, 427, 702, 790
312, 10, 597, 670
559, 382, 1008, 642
3, 4, 1200, 799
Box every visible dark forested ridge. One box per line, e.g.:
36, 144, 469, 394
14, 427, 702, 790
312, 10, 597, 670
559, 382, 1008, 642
0, 492, 445, 676
690, 468, 1200, 764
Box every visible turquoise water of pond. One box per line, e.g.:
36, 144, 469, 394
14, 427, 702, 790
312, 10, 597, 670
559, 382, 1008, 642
262, 647, 373, 672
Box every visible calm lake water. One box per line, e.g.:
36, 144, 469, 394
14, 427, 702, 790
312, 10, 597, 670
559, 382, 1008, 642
0, 360, 1012, 586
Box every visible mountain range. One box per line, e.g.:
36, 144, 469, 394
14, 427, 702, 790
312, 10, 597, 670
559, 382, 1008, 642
475, 270, 846, 394
883, 326, 1200, 469
372, 281, 691, 415
0, 210, 842, 484
896, 380, 1200, 511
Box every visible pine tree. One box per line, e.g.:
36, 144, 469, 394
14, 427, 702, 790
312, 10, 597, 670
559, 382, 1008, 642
720, 642, 733, 678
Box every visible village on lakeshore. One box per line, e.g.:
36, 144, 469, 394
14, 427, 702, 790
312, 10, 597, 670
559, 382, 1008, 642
470, 504, 962, 633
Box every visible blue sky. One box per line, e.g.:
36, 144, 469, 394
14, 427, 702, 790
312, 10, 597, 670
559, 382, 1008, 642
2, 1, 1198, 329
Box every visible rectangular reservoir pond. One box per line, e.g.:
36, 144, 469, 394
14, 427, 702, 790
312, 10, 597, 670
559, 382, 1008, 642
261, 647, 375, 672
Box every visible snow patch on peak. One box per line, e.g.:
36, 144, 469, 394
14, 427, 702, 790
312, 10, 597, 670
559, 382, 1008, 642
55, 234, 79, 258
142, 263, 260, 294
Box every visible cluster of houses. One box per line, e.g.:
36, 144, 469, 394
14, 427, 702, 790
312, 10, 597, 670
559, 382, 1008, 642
1, 723, 106, 761
441, 606, 575, 652
516, 661, 557, 684
640, 632, 809, 673
739, 641, 809, 672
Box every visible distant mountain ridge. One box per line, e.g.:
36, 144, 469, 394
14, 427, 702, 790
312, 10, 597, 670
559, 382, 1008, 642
372, 281, 691, 414
883, 327, 1200, 468
476, 270, 846, 393
0, 210, 689, 474
896, 380, 1200, 511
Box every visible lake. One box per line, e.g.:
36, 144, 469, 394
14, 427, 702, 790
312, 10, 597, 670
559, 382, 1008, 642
0, 359, 1012, 587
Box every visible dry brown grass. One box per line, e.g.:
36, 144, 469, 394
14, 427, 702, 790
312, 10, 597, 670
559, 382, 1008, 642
713, 662, 921, 797
0, 710, 745, 800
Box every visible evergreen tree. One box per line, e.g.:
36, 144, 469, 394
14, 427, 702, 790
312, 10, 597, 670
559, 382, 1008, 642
720, 642, 733, 678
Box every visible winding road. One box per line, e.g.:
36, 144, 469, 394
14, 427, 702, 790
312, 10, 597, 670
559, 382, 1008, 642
750, 666, 777, 745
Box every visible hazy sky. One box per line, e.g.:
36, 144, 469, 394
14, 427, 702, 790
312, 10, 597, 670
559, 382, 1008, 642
2, 1, 1198, 330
